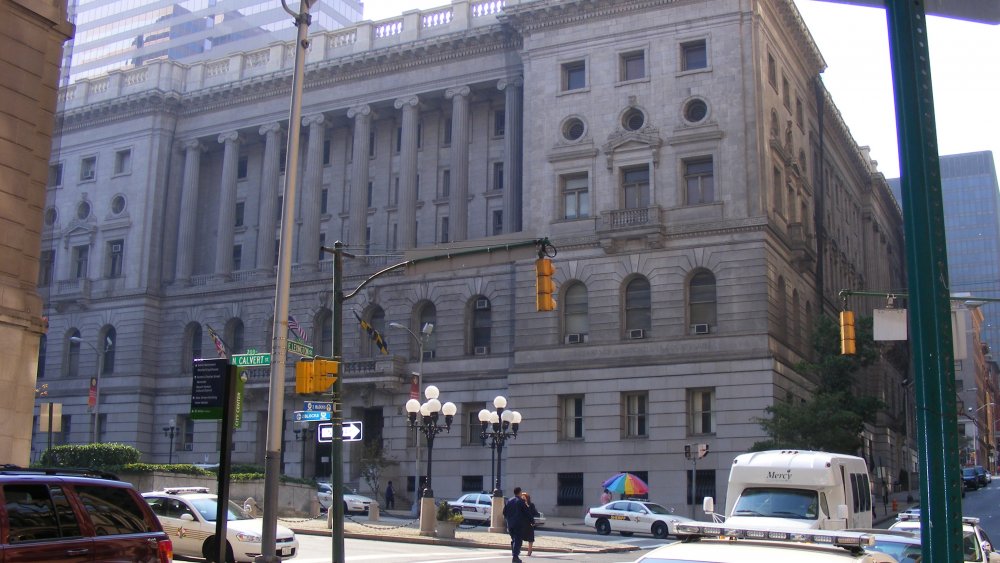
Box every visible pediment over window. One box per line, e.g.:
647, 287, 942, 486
602, 127, 662, 170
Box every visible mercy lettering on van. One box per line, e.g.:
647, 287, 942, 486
766, 470, 793, 480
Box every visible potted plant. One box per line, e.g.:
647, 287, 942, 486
435, 501, 464, 538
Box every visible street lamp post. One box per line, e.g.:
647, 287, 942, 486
479, 395, 522, 533
389, 321, 434, 514
405, 385, 456, 536
70, 336, 111, 443
162, 419, 177, 464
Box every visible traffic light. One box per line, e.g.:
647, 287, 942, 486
295, 358, 339, 394
840, 311, 856, 355
535, 257, 557, 312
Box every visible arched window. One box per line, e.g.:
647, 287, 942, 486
100, 326, 116, 375
689, 271, 717, 333
470, 297, 491, 355
792, 290, 801, 349
183, 322, 202, 371
624, 277, 651, 337
564, 282, 589, 341
776, 277, 788, 340
315, 309, 333, 357
418, 302, 437, 359
226, 319, 245, 354
66, 329, 81, 377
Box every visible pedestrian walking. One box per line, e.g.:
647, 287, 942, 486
600, 488, 612, 504
385, 481, 395, 510
521, 491, 541, 556
503, 486, 531, 563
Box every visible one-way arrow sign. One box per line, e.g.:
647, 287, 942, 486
317, 421, 363, 442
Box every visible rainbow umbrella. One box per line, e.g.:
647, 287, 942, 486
602, 472, 649, 496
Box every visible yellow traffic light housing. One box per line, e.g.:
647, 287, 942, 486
295, 359, 315, 394
536, 257, 557, 312
295, 358, 339, 394
840, 311, 856, 355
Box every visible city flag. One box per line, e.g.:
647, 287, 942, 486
354, 311, 389, 355
206, 324, 228, 359
288, 315, 308, 342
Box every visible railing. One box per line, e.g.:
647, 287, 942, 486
600, 206, 660, 230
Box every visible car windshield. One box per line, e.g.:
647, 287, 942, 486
190, 498, 254, 521
731, 488, 819, 520
642, 503, 673, 515
866, 540, 923, 561
964, 469, 977, 477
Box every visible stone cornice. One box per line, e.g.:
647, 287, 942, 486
55, 91, 181, 134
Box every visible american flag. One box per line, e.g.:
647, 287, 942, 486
205, 324, 228, 359
288, 315, 308, 342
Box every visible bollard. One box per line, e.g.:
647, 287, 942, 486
369, 501, 380, 521
892, 499, 899, 512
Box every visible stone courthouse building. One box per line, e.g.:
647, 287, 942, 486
36, 0, 909, 516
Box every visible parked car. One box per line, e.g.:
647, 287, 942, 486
634, 523, 895, 562
972, 465, 989, 487
144, 486, 298, 562
890, 513, 1000, 562
963, 467, 981, 490
847, 528, 923, 563
584, 500, 694, 539
0, 465, 173, 562
316, 482, 375, 514
449, 493, 546, 526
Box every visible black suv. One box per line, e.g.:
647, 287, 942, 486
962, 467, 981, 490
0, 465, 173, 562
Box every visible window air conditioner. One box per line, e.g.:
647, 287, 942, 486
475, 298, 490, 310
692, 323, 710, 335
183, 443, 194, 451
82, 171, 95, 181
474, 346, 489, 356
566, 333, 585, 344
111, 243, 123, 253
422, 350, 436, 360
628, 328, 646, 340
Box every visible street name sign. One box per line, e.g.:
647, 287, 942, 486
231, 350, 271, 367
287, 340, 313, 358
294, 410, 332, 422
304, 401, 333, 412
317, 421, 363, 442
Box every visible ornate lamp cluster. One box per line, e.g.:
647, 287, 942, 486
479, 395, 522, 497
405, 385, 456, 498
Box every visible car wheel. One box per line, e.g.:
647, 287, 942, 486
344, 501, 351, 514
595, 518, 611, 535
652, 521, 669, 539
620, 531, 634, 536
202, 538, 236, 563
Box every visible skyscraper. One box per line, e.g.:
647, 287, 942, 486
62, 0, 363, 83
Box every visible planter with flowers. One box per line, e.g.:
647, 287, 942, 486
435, 501, 464, 538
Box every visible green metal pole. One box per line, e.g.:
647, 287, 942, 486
884, 2, 962, 560
331, 241, 345, 563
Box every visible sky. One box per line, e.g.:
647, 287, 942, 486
362, 0, 999, 180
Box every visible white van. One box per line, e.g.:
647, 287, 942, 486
704, 449, 873, 530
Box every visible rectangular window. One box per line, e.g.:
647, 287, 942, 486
319, 233, 326, 261
562, 173, 590, 219
560, 395, 584, 439
621, 50, 645, 81
796, 97, 804, 128
107, 240, 124, 278
440, 217, 449, 243
684, 157, 715, 204
493, 162, 504, 191
234, 202, 245, 227
686, 469, 717, 506
279, 145, 287, 173
276, 196, 283, 221
681, 40, 707, 71
368, 129, 376, 158
39, 250, 55, 286
624, 392, 648, 438
113, 149, 131, 175
395, 126, 402, 153
80, 156, 97, 181
48, 163, 63, 186
365, 226, 371, 255
462, 475, 484, 492
232, 245, 242, 271
562, 60, 586, 91
367, 181, 374, 208
323, 138, 331, 165
494, 110, 505, 137
557, 473, 584, 506
492, 209, 503, 236
782, 76, 790, 109
443, 118, 452, 146
391, 177, 399, 206
73, 245, 89, 279
465, 407, 484, 446
440, 169, 451, 198
688, 388, 715, 435
321, 189, 329, 214
237, 154, 248, 179
622, 166, 650, 208
767, 53, 777, 89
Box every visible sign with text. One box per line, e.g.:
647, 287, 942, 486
304, 401, 333, 412
317, 421, 363, 443
231, 350, 271, 367
190, 358, 230, 420
287, 340, 314, 358
294, 410, 332, 422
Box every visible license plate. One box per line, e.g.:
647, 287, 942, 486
281, 546, 292, 556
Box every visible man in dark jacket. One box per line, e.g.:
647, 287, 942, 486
502, 487, 531, 562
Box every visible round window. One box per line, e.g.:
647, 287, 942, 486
622, 108, 645, 131
76, 201, 91, 220
44, 207, 57, 226
684, 99, 708, 123
562, 118, 585, 141
111, 194, 126, 214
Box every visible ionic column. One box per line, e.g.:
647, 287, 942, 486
499, 76, 524, 233
161, 141, 185, 283
298, 114, 326, 268
175, 140, 203, 283
445, 86, 470, 242
255, 122, 283, 272
347, 104, 372, 250
214, 131, 241, 278
395, 95, 420, 249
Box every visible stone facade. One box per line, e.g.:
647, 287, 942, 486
36, 0, 906, 517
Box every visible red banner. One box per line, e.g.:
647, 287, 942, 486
88, 377, 97, 411
409, 374, 419, 400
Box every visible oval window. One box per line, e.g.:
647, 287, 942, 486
111, 195, 126, 214
622, 108, 645, 131
77, 201, 91, 220
562, 118, 585, 141
684, 99, 708, 123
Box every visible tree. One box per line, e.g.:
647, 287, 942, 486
359, 442, 396, 505
752, 314, 884, 453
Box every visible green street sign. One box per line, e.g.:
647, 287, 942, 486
287, 340, 314, 358
231, 350, 271, 367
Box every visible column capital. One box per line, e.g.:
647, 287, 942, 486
445, 85, 471, 99
218, 131, 241, 144
394, 95, 420, 110
497, 76, 524, 91
181, 139, 202, 152
347, 104, 372, 119
259, 122, 283, 136
302, 113, 326, 128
